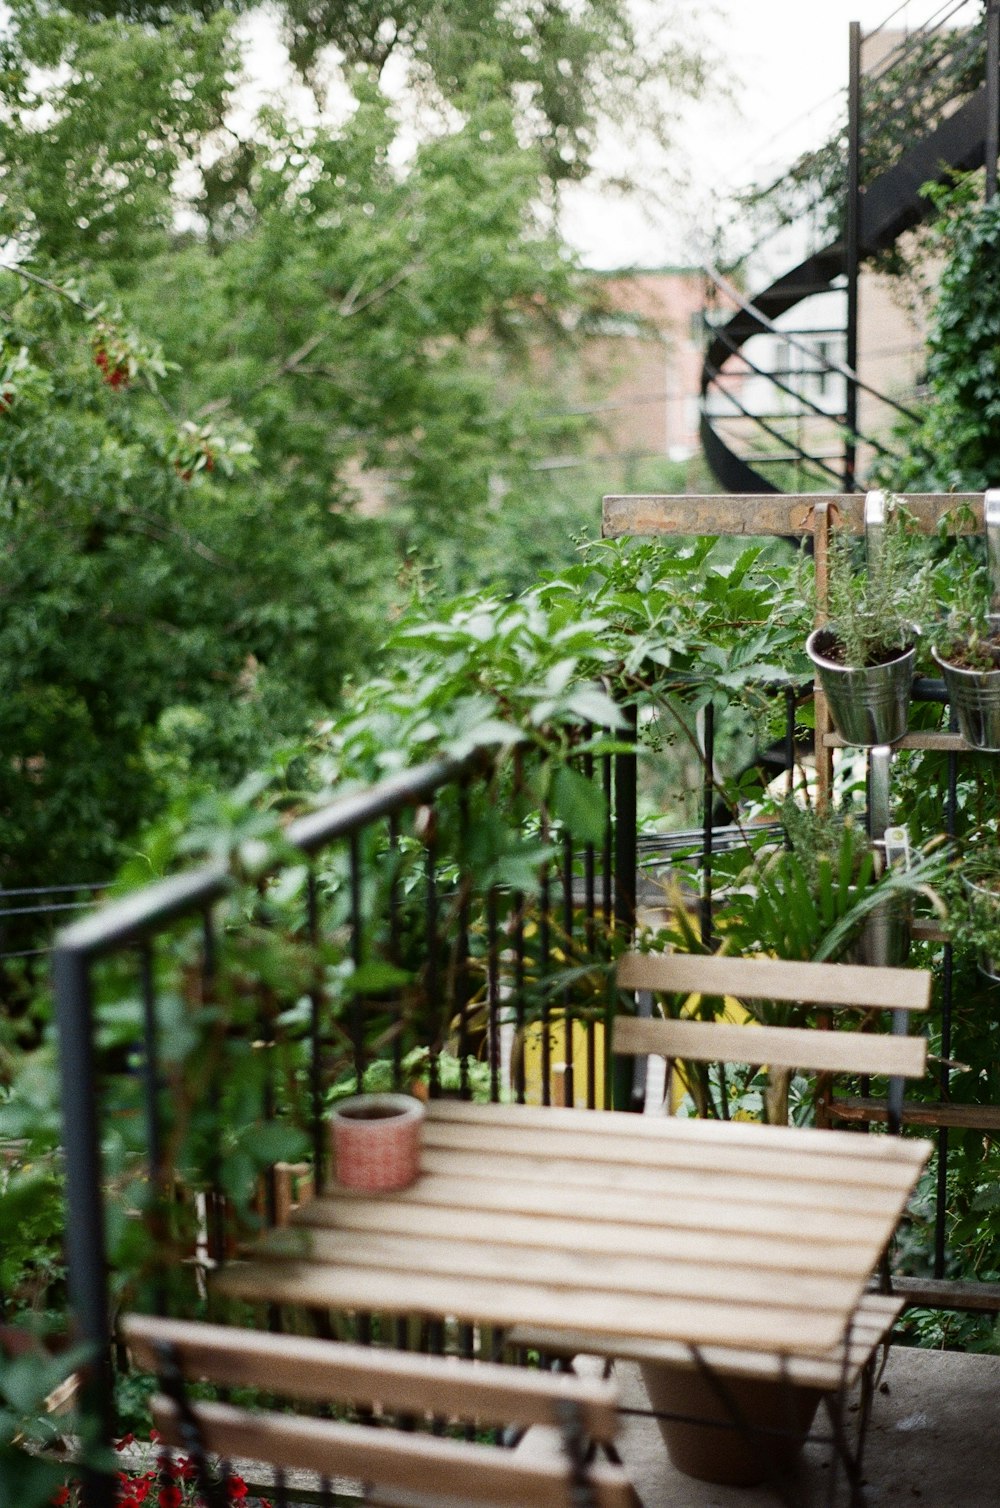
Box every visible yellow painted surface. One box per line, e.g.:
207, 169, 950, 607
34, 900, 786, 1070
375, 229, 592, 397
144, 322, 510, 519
520, 1015, 610, 1108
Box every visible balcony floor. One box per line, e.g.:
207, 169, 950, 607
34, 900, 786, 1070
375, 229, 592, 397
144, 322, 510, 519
616, 1345, 1000, 1506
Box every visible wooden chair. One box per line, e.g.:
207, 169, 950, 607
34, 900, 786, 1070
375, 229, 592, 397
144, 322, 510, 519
511, 951, 932, 1491
614, 951, 931, 1133
121, 1314, 640, 1508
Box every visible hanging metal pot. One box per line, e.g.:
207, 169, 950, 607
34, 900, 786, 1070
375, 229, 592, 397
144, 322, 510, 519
961, 873, 1000, 983
932, 646, 1000, 752
806, 625, 917, 747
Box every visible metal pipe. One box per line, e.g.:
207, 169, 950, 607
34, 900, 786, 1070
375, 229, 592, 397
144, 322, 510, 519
845, 20, 862, 492
987, 0, 1000, 200
986, 488, 1000, 619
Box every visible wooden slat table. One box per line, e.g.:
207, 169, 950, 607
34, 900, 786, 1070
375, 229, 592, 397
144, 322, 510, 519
213, 1101, 931, 1363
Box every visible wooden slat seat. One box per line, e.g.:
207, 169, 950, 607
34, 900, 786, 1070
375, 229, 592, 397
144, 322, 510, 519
121, 1315, 639, 1508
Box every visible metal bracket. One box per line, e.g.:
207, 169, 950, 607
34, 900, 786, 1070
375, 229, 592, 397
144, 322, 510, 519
864, 489, 888, 574
556, 1396, 597, 1508
985, 489, 1000, 624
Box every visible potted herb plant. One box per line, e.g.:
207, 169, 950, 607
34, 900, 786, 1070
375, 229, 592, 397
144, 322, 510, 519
932, 597, 1000, 752
951, 849, 1000, 982
806, 511, 928, 746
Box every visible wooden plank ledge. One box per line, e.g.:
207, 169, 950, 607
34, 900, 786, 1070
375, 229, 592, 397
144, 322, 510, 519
832, 1098, 1000, 1131
601, 493, 984, 540
892, 1278, 1000, 1312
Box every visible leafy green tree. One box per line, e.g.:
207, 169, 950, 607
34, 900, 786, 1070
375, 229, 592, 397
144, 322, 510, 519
0, 0, 710, 893
880, 178, 1000, 493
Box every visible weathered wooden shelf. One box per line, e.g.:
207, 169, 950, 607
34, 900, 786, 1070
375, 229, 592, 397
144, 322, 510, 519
890, 1277, 1000, 1313
601, 493, 985, 540
822, 730, 968, 752
832, 1098, 1000, 1132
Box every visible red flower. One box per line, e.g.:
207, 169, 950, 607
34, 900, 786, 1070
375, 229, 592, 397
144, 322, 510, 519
115, 1433, 136, 1452
50, 1489, 71, 1506
149, 1429, 162, 1444
158, 1489, 183, 1508
228, 1477, 248, 1500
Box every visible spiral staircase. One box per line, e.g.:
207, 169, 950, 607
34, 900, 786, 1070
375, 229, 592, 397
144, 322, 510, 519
701, 4, 994, 495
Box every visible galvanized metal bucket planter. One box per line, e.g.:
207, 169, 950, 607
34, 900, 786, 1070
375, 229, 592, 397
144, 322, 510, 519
932, 646, 1000, 752
806, 626, 917, 747
846, 891, 911, 968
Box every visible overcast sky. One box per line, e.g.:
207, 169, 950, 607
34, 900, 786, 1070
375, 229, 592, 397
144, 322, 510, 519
562, 0, 982, 269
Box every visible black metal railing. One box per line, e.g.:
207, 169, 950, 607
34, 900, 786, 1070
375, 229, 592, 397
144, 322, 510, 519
54, 727, 646, 1506
52, 597, 996, 1502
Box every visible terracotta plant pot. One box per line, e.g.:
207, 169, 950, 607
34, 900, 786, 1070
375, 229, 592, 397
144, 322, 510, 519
639, 1359, 822, 1487
330, 1093, 425, 1192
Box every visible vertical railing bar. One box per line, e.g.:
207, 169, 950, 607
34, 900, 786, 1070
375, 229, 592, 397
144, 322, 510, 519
138, 939, 168, 1317
54, 943, 116, 1508
584, 733, 598, 1110
700, 700, 715, 949
540, 844, 552, 1108
201, 906, 227, 1271
307, 867, 326, 1196
487, 886, 501, 1104
513, 890, 526, 1104
256, 879, 279, 1238
425, 814, 440, 1099
349, 831, 364, 1089
388, 812, 403, 1091
562, 825, 575, 1108
457, 785, 472, 1099
197, 904, 226, 1272
613, 702, 638, 942
602, 739, 613, 930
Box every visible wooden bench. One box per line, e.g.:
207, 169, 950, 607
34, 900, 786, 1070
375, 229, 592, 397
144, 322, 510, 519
121, 1314, 640, 1508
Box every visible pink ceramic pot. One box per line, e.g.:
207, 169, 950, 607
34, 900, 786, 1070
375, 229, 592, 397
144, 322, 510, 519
330, 1093, 425, 1192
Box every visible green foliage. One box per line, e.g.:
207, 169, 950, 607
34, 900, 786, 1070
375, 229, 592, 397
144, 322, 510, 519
821, 506, 932, 667
274, 0, 709, 185
878, 182, 1000, 492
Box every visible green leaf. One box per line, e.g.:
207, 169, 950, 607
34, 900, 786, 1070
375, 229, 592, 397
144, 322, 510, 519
346, 961, 413, 996
551, 765, 607, 845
